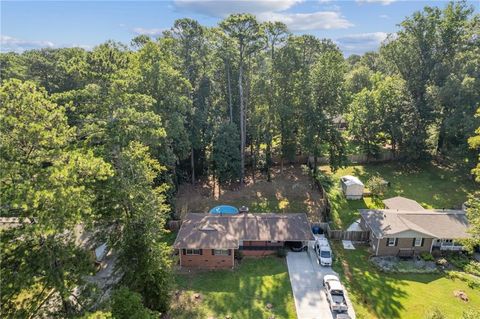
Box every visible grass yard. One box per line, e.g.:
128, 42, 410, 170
321, 161, 475, 228
171, 257, 296, 319
332, 243, 480, 319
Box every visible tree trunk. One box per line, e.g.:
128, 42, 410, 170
191, 147, 195, 185
239, 59, 245, 186
436, 120, 446, 156
251, 142, 255, 184
227, 61, 233, 122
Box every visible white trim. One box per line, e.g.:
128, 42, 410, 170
213, 249, 229, 256
376, 237, 380, 256
414, 237, 422, 247
387, 238, 396, 247
185, 249, 201, 255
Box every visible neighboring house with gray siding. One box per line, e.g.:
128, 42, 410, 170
360, 208, 470, 257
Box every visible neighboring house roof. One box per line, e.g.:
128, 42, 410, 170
173, 213, 314, 249
383, 196, 425, 211
360, 209, 469, 239
340, 175, 364, 186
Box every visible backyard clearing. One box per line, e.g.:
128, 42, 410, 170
332, 243, 480, 319
175, 165, 325, 220
322, 161, 476, 229
171, 257, 296, 319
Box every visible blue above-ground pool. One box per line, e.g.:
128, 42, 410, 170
209, 205, 239, 215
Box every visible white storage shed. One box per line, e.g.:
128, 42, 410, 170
340, 175, 364, 200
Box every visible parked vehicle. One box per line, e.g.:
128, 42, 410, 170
314, 234, 332, 266
323, 275, 348, 313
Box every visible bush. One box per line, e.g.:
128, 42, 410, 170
448, 254, 470, 269
366, 175, 388, 197
446, 271, 480, 289
420, 252, 434, 261
464, 261, 480, 277
276, 247, 287, 258
314, 171, 334, 192
234, 250, 244, 261
425, 308, 446, 319
111, 287, 153, 319
463, 309, 480, 319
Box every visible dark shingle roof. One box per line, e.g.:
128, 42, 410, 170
173, 213, 314, 249
383, 196, 425, 211
360, 209, 469, 239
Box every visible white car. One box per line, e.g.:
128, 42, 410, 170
314, 235, 333, 266
323, 275, 348, 313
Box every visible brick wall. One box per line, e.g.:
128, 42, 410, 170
180, 249, 234, 269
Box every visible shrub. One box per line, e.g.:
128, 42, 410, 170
447, 271, 480, 289
277, 247, 287, 258
314, 171, 334, 192
366, 175, 388, 197
425, 308, 446, 319
111, 287, 153, 319
463, 309, 480, 319
448, 254, 470, 269
464, 261, 480, 277
235, 250, 244, 261
420, 252, 434, 261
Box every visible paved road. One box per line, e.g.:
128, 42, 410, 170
286, 249, 355, 319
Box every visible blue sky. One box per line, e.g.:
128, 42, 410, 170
1, 1, 478, 56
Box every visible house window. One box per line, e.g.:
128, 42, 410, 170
213, 249, 229, 256
387, 238, 396, 247
414, 238, 423, 247
185, 249, 201, 255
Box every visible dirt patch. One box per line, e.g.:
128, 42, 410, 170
175, 165, 326, 221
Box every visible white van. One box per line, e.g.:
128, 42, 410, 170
314, 235, 333, 267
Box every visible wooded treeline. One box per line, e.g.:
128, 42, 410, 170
1, 1, 479, 318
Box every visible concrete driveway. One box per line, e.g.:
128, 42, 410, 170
286, 249, 355, 319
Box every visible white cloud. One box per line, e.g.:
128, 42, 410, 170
379, 14, 389, 19
174, 0, 352, 31
174, 0, 302, 17
258, 11, 353, 31
0, 35, 54, 52
356, 0, 396, 5
132, 27, 165, 36
336, 32, 388, 55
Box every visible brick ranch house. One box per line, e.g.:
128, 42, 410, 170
173, 213, 314, 269
360, 208, 470, 257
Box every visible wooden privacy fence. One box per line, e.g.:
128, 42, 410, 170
312, 222, 370, 242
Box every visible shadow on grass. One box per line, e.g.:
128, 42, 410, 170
333, 242, 446, 319
175, 257, 295, 319
333, 243, 407, 318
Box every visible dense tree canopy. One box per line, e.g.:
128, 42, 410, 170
1, 1, 479, 317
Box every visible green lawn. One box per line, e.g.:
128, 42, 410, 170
332, 243, 480, 319
172, 257, 296, 319
321, 161, 475, 228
